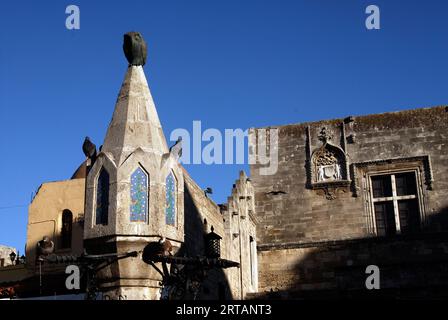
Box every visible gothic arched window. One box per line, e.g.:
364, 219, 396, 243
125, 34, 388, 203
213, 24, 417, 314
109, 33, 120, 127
61, 209, 73, 249
96, 168, 109, 225
130, 167, 149, 222
165, 172, 176, 226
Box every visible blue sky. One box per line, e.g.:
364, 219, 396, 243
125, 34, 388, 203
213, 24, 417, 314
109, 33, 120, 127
1, 0, 447, 252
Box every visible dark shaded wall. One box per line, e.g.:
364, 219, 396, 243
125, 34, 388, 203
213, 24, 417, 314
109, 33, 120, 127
182, 169, 232, 299
250, 106, 448, 296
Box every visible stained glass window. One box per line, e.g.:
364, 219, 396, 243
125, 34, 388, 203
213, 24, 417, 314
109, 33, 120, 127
96, 168, 109, 225
130, 167, 148, 222
165, 172, 176, 226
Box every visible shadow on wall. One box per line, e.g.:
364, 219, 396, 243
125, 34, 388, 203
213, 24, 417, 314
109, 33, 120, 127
168, 182, 231, 300
255, 207, 448, 300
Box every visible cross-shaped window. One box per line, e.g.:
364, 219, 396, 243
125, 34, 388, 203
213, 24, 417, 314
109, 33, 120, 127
370, 171, 421, 236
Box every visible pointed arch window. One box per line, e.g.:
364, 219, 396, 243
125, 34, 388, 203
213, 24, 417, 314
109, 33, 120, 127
61, 209, 73, 249
165, 172, 177, 226
130, 167, 149, 222
96, 168, 109, 225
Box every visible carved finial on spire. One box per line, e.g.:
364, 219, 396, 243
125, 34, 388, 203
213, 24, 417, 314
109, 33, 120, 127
123, 31, 147, 66
318, 127, 332, 144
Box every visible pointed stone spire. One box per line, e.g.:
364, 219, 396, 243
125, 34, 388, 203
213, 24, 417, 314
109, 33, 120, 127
84, 32, 185, 300
102, 65, 169, 165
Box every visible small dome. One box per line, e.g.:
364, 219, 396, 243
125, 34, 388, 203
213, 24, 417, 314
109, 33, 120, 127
71, 161, 87, 179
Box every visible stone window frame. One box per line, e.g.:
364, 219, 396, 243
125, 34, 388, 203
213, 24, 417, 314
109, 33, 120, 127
353, 156, 433, 235
366, 169, 424, 236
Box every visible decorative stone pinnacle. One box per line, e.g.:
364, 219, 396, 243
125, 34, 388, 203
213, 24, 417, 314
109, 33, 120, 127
318, 127, 332, 143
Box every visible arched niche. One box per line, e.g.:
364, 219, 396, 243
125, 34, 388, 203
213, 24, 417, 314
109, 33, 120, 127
95, 167, 110, 226
60, 209, 73, 249
311, 143, 347, 184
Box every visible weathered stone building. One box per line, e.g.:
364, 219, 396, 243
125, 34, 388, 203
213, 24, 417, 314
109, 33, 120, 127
26, 178, 85, 267
251, 106, 448, 298
0, 38, 257, 300
0, 33, 447, 299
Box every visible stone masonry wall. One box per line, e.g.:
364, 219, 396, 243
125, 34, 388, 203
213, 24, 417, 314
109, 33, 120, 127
182, 168, 230, 299
183, 169, 257, 299
222, 171, 257, 299
250, 106, 448, 296
256, 235, 448, 297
